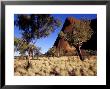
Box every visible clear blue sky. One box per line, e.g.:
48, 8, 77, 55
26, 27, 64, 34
14, 14, 97, 55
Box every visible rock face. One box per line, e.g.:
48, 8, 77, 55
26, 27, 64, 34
54, 17, 80, 56
53, 17, 97, 56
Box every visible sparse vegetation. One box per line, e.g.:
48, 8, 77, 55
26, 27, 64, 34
64, 18, 93, 60
14, 56, 97, 76
14, 14, 61, 66
14, 15, 97, 76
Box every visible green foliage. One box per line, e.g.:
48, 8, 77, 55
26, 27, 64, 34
46, 46, 56, 57
14, 14, 62, 44
14, 37, 41, 56
65, 18, 93, 48
14, 37, 20, 47
58, 31, 66, 39
30, 45, 41, 56
14, 37, 28, 55
14, 14, 61, 59
14, 14, 61, 60
63, 18, 94, 61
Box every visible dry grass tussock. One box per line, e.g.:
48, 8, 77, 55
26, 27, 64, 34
14, 56, 97, 76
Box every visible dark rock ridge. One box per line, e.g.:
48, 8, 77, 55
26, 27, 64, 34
53, 17, 97, 55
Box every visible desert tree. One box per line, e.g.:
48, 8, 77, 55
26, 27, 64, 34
14, 37, 19, 53
14, 37, 41, 60
65, 18, 93, 60
14, 14, 61, 63
33, 46, 41, 60
14, 37, 28, 59
27, 44, 40, 61
46, 46, 56, 59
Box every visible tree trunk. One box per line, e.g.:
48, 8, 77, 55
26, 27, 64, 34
37, 55, 39, 60
53, 53, 55, 59
57, 52, 60, 58
26, 51, 31, 69
32, 51, 34, 60
76, 46, 84, 61
28, 54, 31, 63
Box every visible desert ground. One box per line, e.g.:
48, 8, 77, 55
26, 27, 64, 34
14, 56, 97, 76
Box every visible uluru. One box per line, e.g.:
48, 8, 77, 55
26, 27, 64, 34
52, 17, 97, 56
